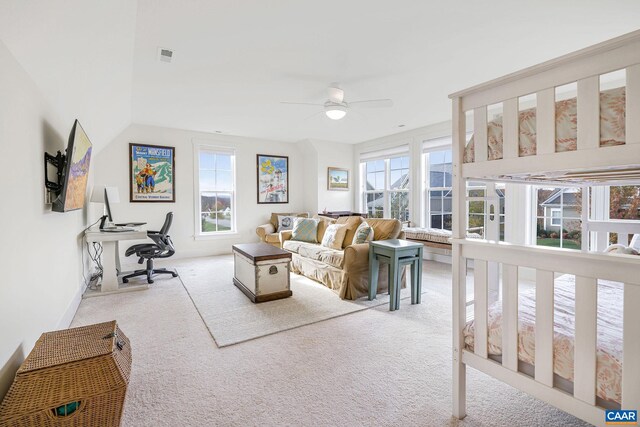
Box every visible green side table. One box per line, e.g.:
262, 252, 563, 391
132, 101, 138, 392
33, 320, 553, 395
368, 239, 424, 311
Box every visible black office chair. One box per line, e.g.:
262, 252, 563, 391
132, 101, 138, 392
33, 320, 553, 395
122, 212, 179, 284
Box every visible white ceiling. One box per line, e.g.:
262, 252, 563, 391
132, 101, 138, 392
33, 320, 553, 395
2, 1, 640, 146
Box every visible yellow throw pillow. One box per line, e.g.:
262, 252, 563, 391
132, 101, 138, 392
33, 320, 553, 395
320, 224, 347, 250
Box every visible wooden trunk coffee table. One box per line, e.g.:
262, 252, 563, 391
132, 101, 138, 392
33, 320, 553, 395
232, 243, 293, 303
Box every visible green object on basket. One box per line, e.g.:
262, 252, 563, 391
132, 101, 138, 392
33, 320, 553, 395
54, 401, 80, 417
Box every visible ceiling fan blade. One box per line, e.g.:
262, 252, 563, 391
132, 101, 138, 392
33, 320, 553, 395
280, 101, 324, 106
349, 99, 393, 108
328, 84, 344, 103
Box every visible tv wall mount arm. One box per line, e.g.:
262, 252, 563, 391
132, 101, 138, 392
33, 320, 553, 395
44, 150, 66, 195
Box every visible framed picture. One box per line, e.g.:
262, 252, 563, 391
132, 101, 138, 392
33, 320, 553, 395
327, 167, 349, 191
129, 143, 175, 202
257, 154, 289, 204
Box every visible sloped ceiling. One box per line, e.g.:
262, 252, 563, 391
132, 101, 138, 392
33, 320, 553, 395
0, 0, 137, 150
1, 1, 640, 146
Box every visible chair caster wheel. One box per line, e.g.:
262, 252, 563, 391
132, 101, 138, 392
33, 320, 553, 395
147, 279, 154, 284
172, 272, 178, 277
122, 278, 129, 283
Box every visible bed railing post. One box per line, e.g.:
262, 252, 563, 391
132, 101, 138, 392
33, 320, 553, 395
452, 96, 467, 419
627, 64, 640, 145
574, 276, 597, 405
622, 283, 640, 410
501, 264, 519, 371
536, 88, 555, 155
577, 76, 600, 151
534, 270, 555, 387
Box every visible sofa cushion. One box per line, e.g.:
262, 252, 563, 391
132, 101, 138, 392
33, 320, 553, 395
291, 218, 320, 243
367, 218, 402, 240
270, 212, 308, 229
321, 224, 347, 250
336, 216, 362, 248
283, 241, 344, 269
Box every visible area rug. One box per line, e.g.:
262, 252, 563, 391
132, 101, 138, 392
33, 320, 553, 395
174, 255, 423, 347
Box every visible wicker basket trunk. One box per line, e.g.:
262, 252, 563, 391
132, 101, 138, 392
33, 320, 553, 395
0, 320, 131, 427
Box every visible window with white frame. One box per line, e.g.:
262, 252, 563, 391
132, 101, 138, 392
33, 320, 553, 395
550, 208, 562, 226
195, 146, 236, 235
424, 149, 452, 230
362, 155, 410, 221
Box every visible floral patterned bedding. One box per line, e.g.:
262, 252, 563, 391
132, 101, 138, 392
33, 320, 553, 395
463, 275, 623, 405
464, 86, 626, 163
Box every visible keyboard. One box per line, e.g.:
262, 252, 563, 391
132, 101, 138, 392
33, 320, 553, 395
115, 222, 146, 227
101, 226, 135, 232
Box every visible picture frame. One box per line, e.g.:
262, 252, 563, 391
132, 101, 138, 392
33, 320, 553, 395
129, 143, 175, 203
257, 154, 289, 204
327, 167, 349, 191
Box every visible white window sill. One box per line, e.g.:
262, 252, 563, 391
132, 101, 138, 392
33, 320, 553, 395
194, 231, 239, 241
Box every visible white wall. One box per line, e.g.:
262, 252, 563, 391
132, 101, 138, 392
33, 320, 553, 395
0, 40, 90, 399
93, 124, 306, 259
0, 0, 137, 152
300, 139, 355, 214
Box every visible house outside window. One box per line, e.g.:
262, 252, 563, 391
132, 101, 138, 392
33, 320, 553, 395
195, 145, 236, 236
467, 182, 505, 240
535, 187, 581, 249
362, 155, 410, 221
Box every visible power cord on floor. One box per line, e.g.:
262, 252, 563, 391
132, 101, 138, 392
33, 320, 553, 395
82, 217, 106, 290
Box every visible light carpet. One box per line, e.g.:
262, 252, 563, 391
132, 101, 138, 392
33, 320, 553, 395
71, 257, 588, 427
175, 255, 422, 347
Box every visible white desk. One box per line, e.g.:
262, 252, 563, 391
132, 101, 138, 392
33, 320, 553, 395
84, 228, 149, 297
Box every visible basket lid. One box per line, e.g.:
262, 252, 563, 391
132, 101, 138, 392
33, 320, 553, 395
18, 320, 120, 373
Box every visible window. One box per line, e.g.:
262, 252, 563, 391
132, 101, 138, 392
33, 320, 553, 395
535, 187, 582, 250
424, 149, 452, 230
550, 208, 562, 226
195, 146, 235, 235
608, 185, 640, 245
467, 182, 505, 240
362, 155, 410, 221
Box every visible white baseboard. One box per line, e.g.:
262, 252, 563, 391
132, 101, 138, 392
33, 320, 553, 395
57, 282, 86, 329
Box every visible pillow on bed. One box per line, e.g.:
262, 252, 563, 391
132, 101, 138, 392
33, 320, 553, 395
321, 224, 347, 250
605, 244, 639, 255
352, 221, 373, 245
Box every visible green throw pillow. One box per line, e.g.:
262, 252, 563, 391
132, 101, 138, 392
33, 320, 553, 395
352, 221, 373, 244
291, 218, 320, 243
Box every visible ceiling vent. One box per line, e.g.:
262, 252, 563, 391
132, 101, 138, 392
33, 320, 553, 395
158, 47, 173, 63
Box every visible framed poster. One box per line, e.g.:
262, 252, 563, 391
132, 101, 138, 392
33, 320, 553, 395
129, 143, 175, 202
327, 167, 349, 191
257, 154, 289, 204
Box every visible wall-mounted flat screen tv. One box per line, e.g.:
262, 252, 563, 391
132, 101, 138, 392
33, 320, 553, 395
52, 120, 93, 212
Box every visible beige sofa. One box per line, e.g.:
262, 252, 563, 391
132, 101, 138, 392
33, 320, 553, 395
256, 212, 309, 248
280, 216, 405, 300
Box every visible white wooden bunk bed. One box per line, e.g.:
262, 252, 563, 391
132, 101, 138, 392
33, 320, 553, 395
450, 31, 640, 426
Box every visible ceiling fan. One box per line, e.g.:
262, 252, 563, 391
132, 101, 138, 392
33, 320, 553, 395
281, 83, 393, 120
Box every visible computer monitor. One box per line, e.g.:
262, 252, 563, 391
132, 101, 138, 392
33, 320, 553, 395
104, 187, 114, 223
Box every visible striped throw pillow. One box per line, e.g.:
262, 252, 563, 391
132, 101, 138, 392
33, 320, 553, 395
291, 218, 320, 243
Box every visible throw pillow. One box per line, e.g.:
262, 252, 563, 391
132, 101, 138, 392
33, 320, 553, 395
316, 217, 336, 242
277, 215, 296, 232
320, 224, 347, 250
291, 218, 320, 243
352, 221, 374, 245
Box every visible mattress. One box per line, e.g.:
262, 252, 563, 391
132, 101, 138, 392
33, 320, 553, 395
464, 86, 626, 163
402, 227, 482, 244
463, 274, 623, 405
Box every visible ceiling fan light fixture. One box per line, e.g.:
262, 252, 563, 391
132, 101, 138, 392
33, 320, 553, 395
325, 105, 347, 120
